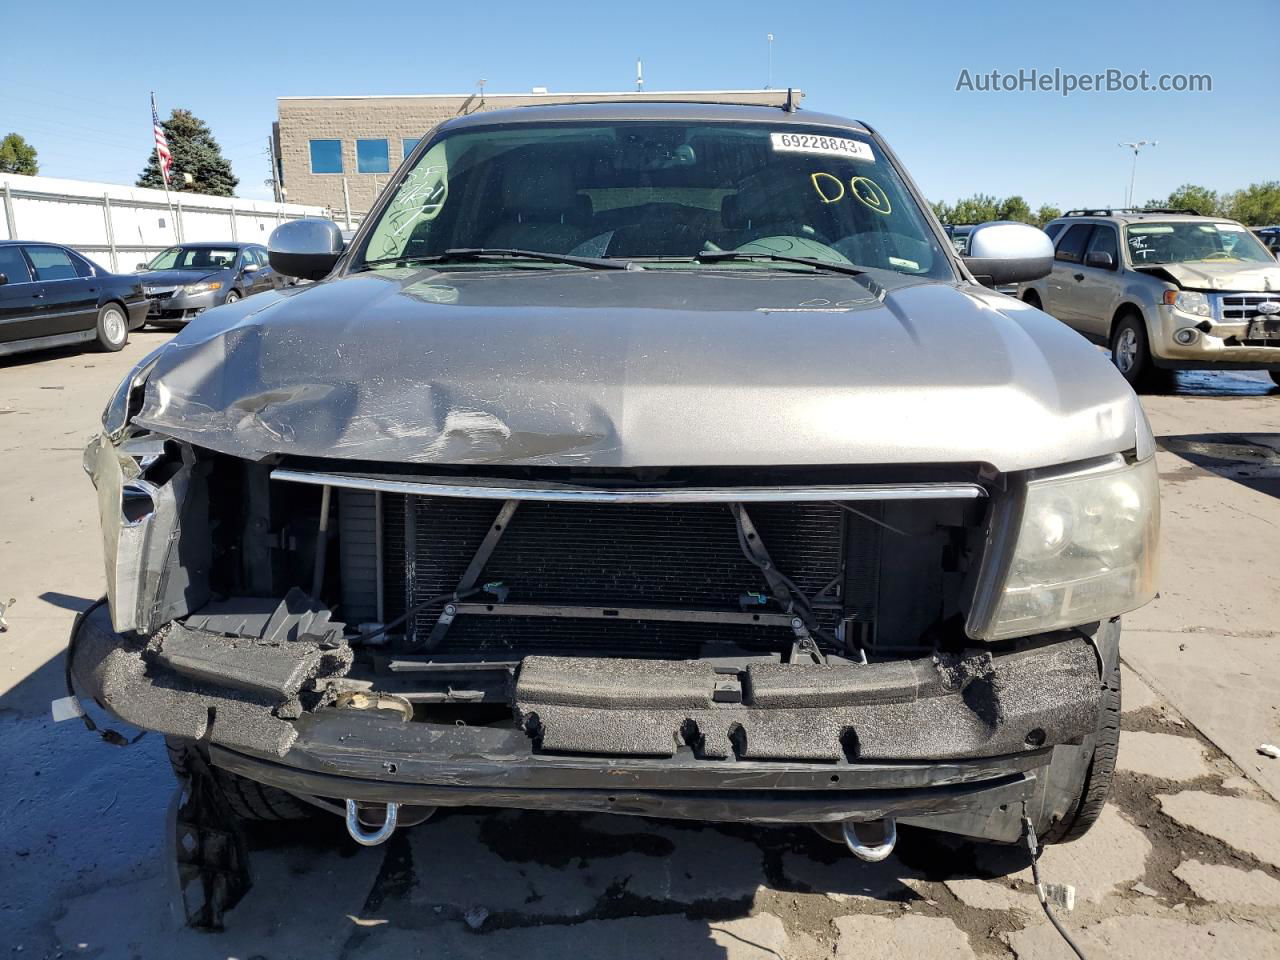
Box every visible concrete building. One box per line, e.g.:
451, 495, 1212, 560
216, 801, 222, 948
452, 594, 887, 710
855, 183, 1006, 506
274, 88, 801, 221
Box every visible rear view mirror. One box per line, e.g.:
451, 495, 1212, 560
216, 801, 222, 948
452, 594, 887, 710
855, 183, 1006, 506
0, 273, 7, 286
268, 219, 346, 281
1085, 250, 1115, 270
961, 221, 1055, 287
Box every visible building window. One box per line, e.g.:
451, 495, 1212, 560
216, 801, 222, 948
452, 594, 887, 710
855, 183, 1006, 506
309, 139, 343, 174
402, 137, 422, 160
356, 139, 390, 174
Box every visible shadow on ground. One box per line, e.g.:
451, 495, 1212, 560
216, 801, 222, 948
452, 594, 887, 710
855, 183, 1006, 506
1157, 433, 1280, 499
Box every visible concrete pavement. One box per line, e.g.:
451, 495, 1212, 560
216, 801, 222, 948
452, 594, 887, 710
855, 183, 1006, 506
3, 336, 1280, 958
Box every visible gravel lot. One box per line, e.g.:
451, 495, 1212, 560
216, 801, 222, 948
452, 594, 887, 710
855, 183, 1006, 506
2, 331, 1279, 958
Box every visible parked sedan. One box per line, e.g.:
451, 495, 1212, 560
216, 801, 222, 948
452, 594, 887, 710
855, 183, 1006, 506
0, 241, 147, 358
136, 242, 275, 326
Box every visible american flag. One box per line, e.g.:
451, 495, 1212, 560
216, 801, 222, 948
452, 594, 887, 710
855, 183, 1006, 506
151, 93, 172, 187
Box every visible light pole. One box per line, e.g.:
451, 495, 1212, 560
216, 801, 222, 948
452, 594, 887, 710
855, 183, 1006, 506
767, 34, 774, 89
1118, 140, 1157, 208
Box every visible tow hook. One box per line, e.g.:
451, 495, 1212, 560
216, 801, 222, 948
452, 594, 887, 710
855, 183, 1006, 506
345, 799, 400, 846
842, 818, 897, 862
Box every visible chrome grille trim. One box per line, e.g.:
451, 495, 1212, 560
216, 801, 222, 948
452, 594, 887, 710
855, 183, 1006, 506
272, 469, 986, 503
1218, 292, 1280, 321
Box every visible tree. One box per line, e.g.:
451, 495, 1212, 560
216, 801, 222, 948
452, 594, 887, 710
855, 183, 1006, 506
137, 109, 237, 196
0, 133, 38, 175
1222, 182, 1280, 226
948, 193, 1001, 225
1033, 204, 1062, 228
997, 195, 1033, 224
1151, 183, 1221, 217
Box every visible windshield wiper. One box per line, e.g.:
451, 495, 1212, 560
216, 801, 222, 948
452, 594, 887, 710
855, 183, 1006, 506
693, 250, 867, 277
359, 248, 635, 272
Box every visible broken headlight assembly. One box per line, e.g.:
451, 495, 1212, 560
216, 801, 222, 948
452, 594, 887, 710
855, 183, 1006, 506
970, 456, 1160, 641
102, 346, 165, 439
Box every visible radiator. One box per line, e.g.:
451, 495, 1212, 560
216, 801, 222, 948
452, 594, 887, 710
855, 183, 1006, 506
338, 490, 880, 658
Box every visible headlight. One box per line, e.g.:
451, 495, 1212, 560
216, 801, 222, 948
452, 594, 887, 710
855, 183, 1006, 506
183, 280, 222, 295
101, 346, 166, 439
970, 457, 1159, 640
1164, 290, 1212, 317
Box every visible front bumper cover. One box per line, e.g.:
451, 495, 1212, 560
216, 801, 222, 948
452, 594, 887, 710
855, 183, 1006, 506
70, 603, 1111, 836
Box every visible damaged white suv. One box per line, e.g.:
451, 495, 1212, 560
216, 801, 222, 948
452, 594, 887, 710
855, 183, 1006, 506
1021, 209, 1280, 389
71, 103, 1158, 907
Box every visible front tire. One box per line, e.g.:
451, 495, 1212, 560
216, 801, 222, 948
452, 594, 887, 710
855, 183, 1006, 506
1111, 313, 1159, 391
94, 303, 128, 352
165, 737, 313, 821
224, 290, 241, 305
1041, 659, 1121, 844
1023, 290, 1043, 310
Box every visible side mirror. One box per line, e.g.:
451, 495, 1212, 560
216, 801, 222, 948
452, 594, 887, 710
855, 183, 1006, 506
136, 263, 150, 271
0, 274, 7, 286
1085, 250, 1115, 270
241, 262, 260, 273
268, 218, 345, 281
961, 221, 1055, 287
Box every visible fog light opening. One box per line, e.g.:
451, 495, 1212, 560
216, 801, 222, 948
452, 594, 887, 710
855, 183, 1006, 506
121, 480, 158, 526
1174, 327, 1199, 345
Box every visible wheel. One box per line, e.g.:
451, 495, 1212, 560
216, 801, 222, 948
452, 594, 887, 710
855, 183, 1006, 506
165, 737, 313, 821
224, 290, 241, 305
1040, 659, 1120, 844
94, 303, 128, 352
1023, 290, 1043, 310
1111, 313, 1160, 390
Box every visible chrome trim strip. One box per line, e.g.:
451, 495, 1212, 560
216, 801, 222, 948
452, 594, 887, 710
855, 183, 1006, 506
270, 469, 986, 503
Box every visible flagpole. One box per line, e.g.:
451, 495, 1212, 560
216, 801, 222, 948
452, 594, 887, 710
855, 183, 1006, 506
151, 91, 178, 242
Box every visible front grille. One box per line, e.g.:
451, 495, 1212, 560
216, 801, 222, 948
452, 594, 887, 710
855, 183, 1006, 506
1220, 293, 1280, 321
340, 491, 880, 658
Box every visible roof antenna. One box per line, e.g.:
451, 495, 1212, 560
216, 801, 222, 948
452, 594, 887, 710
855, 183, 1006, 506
784, 86, 797, 112
636, 58, 644, 92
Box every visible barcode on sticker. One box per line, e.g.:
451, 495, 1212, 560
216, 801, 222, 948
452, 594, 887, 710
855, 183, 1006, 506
770, 132, 875, 163
51, 696, 85, 722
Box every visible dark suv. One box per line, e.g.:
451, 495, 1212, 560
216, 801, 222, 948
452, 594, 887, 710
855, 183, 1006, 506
73, 103, 1156, 881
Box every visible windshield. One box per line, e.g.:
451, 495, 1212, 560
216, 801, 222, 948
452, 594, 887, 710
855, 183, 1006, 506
357, 121, 952, 279
145, 247, 239, 270
1126, 221, 1276, 266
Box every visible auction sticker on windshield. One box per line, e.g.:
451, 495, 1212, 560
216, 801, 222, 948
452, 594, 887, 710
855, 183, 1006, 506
770, 132, 875, 162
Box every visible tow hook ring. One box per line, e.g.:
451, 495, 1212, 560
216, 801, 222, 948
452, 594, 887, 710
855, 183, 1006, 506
345, 799, 399, 846
842, 818, 897, 862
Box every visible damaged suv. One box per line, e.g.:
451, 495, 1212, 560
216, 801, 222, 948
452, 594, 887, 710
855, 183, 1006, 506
72, 103, 1158, 867
1023, 209, 1280, 389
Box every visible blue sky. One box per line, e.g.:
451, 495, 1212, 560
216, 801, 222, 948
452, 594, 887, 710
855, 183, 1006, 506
4, 0, 1275, 207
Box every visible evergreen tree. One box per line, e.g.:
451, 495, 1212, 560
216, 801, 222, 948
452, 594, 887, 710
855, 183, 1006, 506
0, 133, 38, 175
137, 109, 237, 196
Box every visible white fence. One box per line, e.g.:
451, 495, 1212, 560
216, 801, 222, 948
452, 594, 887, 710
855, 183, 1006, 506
0, 174, 330, 273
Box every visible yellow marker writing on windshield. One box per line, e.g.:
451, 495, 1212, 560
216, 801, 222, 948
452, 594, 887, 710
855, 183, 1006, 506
850, 176, 891, 215
810, 172, 845, 204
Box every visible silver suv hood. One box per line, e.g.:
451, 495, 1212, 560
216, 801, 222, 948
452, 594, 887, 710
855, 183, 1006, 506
130, 268, 1140, 472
